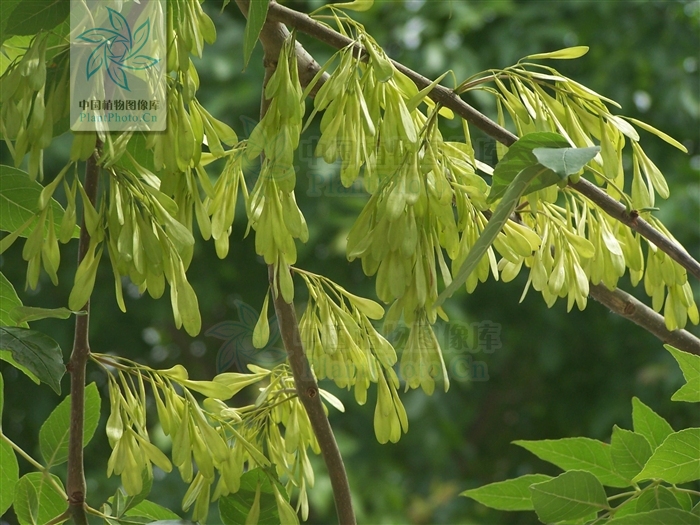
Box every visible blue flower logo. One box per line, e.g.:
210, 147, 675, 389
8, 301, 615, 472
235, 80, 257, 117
76, 7, 159, 91
206, 300, 287, 373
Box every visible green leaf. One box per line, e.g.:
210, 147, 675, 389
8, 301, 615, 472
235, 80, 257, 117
610, 425, 653, 481
13, 472, 68, 525
0, 165, 78, 238
633, 428, 700, 485
636, 485, 682, 512
669, 489, 693, 511
0, 372, 3, 421
2, 0, 69, 41
488, 131, 569, 202
514, 437, 630, 487
607, 508, 699, 524
0, 326, 65, 394
125, 500, 181, 521
435, 164, 546, 307
10, 306, 75, 325
532, 146, 600, 178
114, 472, 153, 517
219, 468, 281, 525
148, 521, 197, 525
460, 474, 552, 511
632, 397, 674, 450
0, 350, 40, 384
0, 0, 22, 40
39, 382, 100, 467
0, 34, 31, 77
0, 439, 19, 515
0, 271, 27, 328
242, 0, 270, 69
665, 345, 700, 403
529, 470, 608, 523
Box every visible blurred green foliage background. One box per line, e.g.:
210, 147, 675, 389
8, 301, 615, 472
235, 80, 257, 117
1, 0, 699, 523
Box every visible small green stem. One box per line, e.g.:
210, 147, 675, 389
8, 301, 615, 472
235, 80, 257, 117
0, 433, 68, 499
45, 509, 71, 525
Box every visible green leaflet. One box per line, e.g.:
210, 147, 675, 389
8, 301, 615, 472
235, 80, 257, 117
488, 131, 569, 202
0, 438, 19, 515
514, 437, 630, 487
2, 0, 68, 43
532, 145, 600, 178
529, 470, 608, 523
607, 509, 699, 525
436, 132, 599, 307
13, 472, 68, 525
631, 397, 674, 451
635, 485, 682, 512
633, 428, 700, 485
39, 382, 101, 468
0, 165, 79, 239
0, 271, 26, 328
242, 0, 271, 69
610, 425, 652, 481
436, 164, 545, 307
665, 344, 700, 402
219, 469, 281, 525
125, 500, 181, 521
460, 474, 552, 511
10, 306, 74, 325
0, 326, 65, 394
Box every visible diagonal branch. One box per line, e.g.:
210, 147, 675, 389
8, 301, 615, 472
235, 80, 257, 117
264, 1, 700, 283
589, 284, 700, 355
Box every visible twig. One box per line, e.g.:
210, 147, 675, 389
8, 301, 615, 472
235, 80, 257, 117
264, 1, 700, 282
235, 2, 356, 522
0, 433, 68, 498
589, 284, 700, 355
45, 510, 71, 525
66, 139, 101, 525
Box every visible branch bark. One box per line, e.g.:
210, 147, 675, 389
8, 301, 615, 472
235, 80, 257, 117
590, 284, 700, 355
66, 141, 101, 525
269, 269, 356, 524
264, 1, 700, 283
235, 2, 356, 522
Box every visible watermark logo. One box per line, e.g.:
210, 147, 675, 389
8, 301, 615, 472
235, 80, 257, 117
76, 8, 159, 91
206, 300, 286, 374
70, 0, 166, 132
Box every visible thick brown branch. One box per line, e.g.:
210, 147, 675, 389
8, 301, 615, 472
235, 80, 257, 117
236, 2, 355, 522
590, 284, 700, 355
269, 269, 356, 524
66, 140, 101, 525
264, 1, 700, 282
235, 0, 328, 96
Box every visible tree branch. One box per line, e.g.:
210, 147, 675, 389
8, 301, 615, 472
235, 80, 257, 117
268, 268, 356, 524
66, 140, 101, 525
589, 284, 700, 355
264, 1, 700, 283
235, 2, 356, 522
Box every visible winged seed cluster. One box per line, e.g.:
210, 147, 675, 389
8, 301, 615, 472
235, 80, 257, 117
0, 3, 697, 522
98, 356, 329, 523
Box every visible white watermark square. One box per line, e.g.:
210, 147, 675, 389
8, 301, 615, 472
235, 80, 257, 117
70, 0, 166, 132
